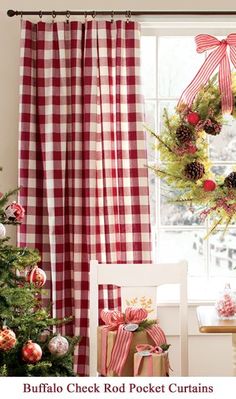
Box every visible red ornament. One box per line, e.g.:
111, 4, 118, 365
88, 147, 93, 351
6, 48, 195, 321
22, 340, 42, 363
187, 112, 200, 125
26, 266, 46, 288
203, 180, 216, 192
5, 202, 25, 222
0, 327, 16, 351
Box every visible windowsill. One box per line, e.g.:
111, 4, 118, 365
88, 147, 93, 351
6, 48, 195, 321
156, 276, 236, 305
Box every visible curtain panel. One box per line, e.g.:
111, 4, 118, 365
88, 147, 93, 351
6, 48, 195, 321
18, 19, 151, 375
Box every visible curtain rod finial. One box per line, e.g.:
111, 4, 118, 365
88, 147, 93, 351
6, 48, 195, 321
7, 9, 16, 17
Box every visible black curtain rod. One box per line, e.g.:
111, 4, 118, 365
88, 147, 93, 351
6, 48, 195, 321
7, 9, 236, 17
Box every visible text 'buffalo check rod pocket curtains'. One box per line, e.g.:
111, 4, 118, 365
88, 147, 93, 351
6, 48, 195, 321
18, 19, 152, 375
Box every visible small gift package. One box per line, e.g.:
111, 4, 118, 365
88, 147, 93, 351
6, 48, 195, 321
97, 307, 168, 376
134, 344, 169, 377
215, 283, 236, 319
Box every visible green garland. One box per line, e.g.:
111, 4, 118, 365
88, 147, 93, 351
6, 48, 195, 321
148, 73, 236, 238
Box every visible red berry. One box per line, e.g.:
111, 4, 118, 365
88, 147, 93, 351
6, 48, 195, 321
203, 180, 216, 192
187, 144, 197, 154
187, 112, 200, 125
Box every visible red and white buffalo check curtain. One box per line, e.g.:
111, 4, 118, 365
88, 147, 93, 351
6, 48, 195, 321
18, 19, 151, 375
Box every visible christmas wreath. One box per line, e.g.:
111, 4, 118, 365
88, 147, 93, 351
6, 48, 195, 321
148, 34, 236, 237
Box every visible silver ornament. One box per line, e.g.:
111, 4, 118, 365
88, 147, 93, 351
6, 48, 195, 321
0, 223, 6, 239
48, 334, 69, 357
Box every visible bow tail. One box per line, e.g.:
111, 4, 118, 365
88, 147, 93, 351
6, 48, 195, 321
178, 43, 227, 108
108, 325, 133, 376
219, 54, 233, 114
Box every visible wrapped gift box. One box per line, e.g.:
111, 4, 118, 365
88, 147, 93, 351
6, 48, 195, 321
97, 326, 154, 376
134, 351, 169, 377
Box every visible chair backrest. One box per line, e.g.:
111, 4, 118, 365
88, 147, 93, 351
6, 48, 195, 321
89, 260, 188, 376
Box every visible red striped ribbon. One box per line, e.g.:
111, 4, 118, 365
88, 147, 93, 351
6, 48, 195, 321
178, 34, 236, 114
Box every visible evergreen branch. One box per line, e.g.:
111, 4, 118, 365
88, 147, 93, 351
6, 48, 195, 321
144, 125, 175, 154
147, 165, 183, 180
204, 217, 223, 240
137, 319, 157, 331
222, 215, 233, 237
0, 188, 20, 209
163, 108, 173, 133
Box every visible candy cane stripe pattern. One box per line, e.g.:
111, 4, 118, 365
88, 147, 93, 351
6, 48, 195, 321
178, 34, 236, 114
125, 307, 148, 324
147, 324, 167, 346
108, 325, 133, 376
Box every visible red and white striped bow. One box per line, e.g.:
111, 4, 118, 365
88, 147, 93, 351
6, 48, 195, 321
178, 34, 236, 114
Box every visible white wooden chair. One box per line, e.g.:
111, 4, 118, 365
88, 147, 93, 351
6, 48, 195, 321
89, 260, 188, 376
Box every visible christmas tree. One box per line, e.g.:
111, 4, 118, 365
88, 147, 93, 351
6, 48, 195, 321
0, 169, 80, 376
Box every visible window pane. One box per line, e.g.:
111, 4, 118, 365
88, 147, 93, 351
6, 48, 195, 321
159, 101, 177, 130
158, 37, 204, 97
209, 115, 236, 161
148, 170, 157, 227
209, 230, 236, 276
160, 182, 204, 226
144, 101, 157, 162
212, 165, 235, 180
141, 36, 156, 98
158, 230, 206, 276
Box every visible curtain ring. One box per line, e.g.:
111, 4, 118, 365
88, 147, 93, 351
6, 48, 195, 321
66, 10, 70, 24
52, 10, 56, 22
39, 10, 43, 19
20, 11, 23, 20
92, 11, 96, 19
126, 10, 131, 23
84, 11, 87, 21
111, 11, 114, 23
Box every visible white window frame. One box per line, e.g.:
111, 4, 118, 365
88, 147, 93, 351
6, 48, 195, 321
140, 18, 236, 302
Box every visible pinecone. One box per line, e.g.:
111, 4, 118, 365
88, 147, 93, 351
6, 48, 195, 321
203, 119, 222, 135
184, 161, 205, 181
176, 124, 194, 144
224, 172, 236, 189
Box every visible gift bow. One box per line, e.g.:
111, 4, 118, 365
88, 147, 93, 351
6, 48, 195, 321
99, 308, 167, 376
178, 34, 236, 114
101, 307, 148, 328
134, 344, 168, 377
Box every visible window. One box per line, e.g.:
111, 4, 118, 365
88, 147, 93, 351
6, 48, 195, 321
141, 20, 236, 300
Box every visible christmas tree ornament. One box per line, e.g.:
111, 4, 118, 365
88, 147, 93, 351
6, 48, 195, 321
0, 223, 6, 238
0, 327, 16, 351
176, 124, 194, 144
187, 111, 200, 125
22, 340, 42, 363
203, 118, 222, 136
5, 201, 25, 222
26, 265, 47, 288
48, 334, 69, 357
203, 180, 216, 192
215, 284, 236, 319
224, 172, 236, 189
184, 161, 205, 181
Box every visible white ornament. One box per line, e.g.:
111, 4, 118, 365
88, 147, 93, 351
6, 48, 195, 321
48, 334, 69, 357
0, 223, 6, 239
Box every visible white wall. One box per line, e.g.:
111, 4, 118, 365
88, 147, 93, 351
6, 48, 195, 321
0, 0, 235, 376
